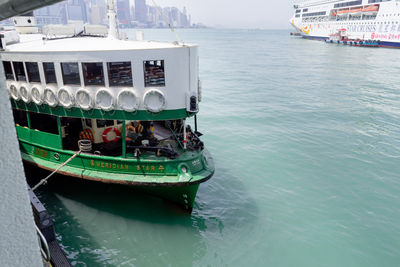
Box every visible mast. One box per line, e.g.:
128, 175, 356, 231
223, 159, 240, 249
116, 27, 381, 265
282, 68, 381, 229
107, 0, 119, 39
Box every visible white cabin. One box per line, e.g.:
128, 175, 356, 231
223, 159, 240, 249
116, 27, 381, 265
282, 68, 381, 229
0, 32, 200, 115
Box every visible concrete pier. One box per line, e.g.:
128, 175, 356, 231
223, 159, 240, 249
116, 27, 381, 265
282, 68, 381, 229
0, 55, 43, 267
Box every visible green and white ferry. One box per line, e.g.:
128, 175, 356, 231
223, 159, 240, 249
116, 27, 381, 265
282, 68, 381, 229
0, 1, 214, 211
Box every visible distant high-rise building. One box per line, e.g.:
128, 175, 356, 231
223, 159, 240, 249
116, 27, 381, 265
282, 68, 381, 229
181, 7, 188, 27
170, 7, 180, 27
90, 4, 106, 25
117, 0, 131, 24
33, 0, 196, 28
34, 2, 68, 25
135, 0, 147, 23
67, 0, 88, 22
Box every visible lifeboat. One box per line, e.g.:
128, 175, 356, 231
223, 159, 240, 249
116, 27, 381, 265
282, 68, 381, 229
349, 7, 362, 13
349, 7, 362, 15
362, 5, 379, 12
337, 9, 349, 15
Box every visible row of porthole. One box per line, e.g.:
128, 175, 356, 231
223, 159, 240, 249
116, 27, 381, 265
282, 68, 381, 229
8, 82, 167, 113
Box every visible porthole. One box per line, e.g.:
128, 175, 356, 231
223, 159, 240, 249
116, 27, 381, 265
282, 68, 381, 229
117, 89, 139, 112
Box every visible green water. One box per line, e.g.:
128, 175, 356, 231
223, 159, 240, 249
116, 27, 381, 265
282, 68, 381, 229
31, 29, 400, 266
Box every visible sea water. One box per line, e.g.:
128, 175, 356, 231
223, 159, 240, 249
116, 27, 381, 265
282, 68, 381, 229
32, 29, 400, 266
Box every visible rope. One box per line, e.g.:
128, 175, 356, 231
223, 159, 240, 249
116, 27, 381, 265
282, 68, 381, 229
150, 0, 184, 44
32, 150, 81, 191
166, 123, 184, 150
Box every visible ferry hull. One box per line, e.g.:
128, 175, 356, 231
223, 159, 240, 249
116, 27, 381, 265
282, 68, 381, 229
300, 35, 400, 48
21, 141, 214, 211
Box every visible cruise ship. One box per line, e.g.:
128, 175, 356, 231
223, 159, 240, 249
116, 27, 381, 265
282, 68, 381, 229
290, 0, 400, 48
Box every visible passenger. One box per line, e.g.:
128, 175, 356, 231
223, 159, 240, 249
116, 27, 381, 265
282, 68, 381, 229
148, 122, 159, 146
134, 121, 144, 134
125, 122, 138, 144
126, 121, 145, 144
140, 121, 158, 146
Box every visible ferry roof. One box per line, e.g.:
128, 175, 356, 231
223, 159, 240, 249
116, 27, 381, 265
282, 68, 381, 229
4, 33, 195, 53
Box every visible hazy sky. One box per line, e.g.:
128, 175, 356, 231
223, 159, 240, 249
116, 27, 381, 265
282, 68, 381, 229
147, 0, 293, 29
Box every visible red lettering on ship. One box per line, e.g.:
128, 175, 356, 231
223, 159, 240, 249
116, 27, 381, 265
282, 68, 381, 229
370, 32, 399, 40
34, 148, 49, 159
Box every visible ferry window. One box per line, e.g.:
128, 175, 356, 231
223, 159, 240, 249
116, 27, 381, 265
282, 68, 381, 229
12, 109, 28, 127
85, 119, 92, 128
2, 61, 14, 80
26, 62, 41, 83
43, 62, 57, 84
107, 62, 133, 86
96, 119, 114, 128
61, 62, 80, 85
29, 112, 58, 135
82, 62, 105, 86
13, 61, 26, 81
144, 60, 165, 87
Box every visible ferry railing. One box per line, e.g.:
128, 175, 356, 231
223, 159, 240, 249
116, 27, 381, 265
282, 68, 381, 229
29, 186, 72, 267
35, 224, 51, 263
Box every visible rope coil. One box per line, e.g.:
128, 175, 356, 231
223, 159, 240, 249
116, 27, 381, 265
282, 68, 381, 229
78, 139, 92, 152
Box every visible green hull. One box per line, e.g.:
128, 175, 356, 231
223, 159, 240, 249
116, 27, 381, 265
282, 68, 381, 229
21, 140, 214, 210
136, 184, 200, 211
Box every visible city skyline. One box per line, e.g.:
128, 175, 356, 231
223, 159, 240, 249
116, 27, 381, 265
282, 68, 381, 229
1, 0, 295, 29
33, 0, 197, 28
149, 0, 293, 29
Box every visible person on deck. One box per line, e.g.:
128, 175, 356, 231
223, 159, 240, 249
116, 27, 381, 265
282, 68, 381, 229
126, 121, 144, 144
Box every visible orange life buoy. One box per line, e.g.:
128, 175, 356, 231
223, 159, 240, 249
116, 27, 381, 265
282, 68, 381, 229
102, 127, 121, 143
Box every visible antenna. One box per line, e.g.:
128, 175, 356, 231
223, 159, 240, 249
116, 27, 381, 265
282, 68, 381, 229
107, 0, 119, 39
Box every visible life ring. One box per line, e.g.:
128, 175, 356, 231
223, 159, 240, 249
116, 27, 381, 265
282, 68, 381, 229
76, 89, 93, 110
102, 127, 121, 143
79, 128, 94, 143
143, 89, 166, 113
58, 87, 75, 109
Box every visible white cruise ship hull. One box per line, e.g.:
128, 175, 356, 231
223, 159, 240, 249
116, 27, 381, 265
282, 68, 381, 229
291, 0, 400, 48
